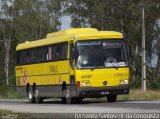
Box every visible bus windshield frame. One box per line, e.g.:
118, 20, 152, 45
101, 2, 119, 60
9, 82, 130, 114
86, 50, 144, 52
75, 39, 128, 69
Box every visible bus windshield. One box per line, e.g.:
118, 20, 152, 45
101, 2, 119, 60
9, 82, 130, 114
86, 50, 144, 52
76, 40, 127, 69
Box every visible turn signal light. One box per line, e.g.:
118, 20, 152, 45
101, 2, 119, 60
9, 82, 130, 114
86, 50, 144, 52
76, 81, 80, 87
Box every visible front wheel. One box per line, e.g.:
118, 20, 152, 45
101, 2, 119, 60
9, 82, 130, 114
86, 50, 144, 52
61, 97, 66, 103
107, 95, 117, 103
64, 87, 74, 104
74, 97, 83, 104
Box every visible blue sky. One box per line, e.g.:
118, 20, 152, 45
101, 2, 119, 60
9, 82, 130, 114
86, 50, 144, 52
60, 16, 71, 30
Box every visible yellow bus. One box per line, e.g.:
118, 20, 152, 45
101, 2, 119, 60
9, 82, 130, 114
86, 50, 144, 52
15, 28, 130, 104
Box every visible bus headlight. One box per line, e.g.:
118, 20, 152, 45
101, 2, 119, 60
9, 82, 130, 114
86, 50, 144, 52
120, 79, 128, 84
81, 82, 85, 86
86, 81, 90, 86
81, 81, 90, 86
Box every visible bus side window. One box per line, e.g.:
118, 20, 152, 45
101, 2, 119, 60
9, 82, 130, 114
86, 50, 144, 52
18, 51, 21, 65
52, 45, 56, 61
56, 44, 61, 58
25, 50, 28, 64
20, 51, 23, 65
42, 47, 45, 62
36, 48, 41, 62
26, 50, 29, 64
61, 43, 68, 59
34, 48, 38, 63
20, 51, 23, 64
30, 49, 34, 63
22, 51, 25, 65
48, 46, 52, 61
16, 51, 20, 65
41, 47, 44, 62
52, 44, 61, 60
52, 43, 68, 61
45, 47, 48, 61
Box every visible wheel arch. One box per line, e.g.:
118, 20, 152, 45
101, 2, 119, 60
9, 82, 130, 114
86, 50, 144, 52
26, 83, 30, 93
62, 81, 67, 91
32, 82, 36, 91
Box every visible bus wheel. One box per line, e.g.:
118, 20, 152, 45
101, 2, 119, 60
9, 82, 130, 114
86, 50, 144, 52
107, 95, 117, 103
28, 86, 35, 103
74, 97, 82, 104
65, 87, 74, 104
34, 86, 43, 103
61, 97, 66, 103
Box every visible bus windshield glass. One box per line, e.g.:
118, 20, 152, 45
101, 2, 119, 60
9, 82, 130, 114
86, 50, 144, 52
76, 40, 127, 69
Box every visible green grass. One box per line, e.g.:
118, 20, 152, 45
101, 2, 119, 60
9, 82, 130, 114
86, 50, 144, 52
0, 90, 24, 99
0, 109, 55, 119
1, 85, 160, 101
0, 109, 34, 119
84, 89, 160, 102
0, 85, 24, 99
0, 89, 160, 119
118, 89, 160, 101
0, 109, 74, 119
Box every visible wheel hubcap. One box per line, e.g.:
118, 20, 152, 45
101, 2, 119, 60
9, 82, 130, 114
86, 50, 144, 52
29, 92, 32, 100
35, 89, 38, 98
66, 89, 70, 99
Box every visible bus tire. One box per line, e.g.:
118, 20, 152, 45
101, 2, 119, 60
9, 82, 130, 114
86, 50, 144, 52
28, 86, 35, 103
107, 95, 117, 103
61, 97, 66, 103
65, 87, 74, 104
74, 97, 82, 103
34, 86, 43, 104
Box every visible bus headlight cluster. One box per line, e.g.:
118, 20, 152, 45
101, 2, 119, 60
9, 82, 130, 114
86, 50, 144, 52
120, 79, 128, 84
81, 81, 90, 86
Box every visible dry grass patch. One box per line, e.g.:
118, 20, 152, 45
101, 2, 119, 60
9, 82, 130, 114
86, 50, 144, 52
118, 89, 160, 101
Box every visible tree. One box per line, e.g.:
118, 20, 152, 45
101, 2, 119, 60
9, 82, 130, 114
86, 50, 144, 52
64, 0, 160, 88
0, 0, 14, 85
0, 0, 62, 85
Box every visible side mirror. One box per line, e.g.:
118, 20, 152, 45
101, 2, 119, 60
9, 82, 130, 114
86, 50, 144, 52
126, 45, 131, 58
70, 43, 75, 69
70, 45, 78, 59
74, 48, 78, 60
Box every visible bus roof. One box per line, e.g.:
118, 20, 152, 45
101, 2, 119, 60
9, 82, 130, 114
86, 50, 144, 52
16, 28, 123, 50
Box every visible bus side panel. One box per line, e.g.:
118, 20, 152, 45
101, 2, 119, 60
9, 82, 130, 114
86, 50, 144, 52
15, 60, 70, 97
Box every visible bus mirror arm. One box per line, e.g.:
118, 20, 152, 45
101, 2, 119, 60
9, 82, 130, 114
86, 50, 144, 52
74, 48, 79, 60
71, 46, 78, 62
126, 45, 132, 58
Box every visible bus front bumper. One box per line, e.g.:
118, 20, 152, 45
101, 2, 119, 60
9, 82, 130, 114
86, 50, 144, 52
76, 84, 129, 98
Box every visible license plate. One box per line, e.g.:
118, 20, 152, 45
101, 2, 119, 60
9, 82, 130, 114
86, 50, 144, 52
100, 91, 109, 95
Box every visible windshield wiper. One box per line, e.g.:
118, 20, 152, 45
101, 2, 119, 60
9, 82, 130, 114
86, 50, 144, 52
91, 66, 96, 71
110, 60, 118, 70
91, 65, 102, 71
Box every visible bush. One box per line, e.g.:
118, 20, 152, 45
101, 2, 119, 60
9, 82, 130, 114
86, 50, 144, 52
130, 76, 160, 90
130, 76, 141, 89
0, 73, 21, 99
147, 78, 160, 90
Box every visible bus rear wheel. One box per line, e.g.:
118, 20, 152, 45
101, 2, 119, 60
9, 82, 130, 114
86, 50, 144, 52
34, 86, 43, 103
107, 95, 117, 103
28, 86, 35, 103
